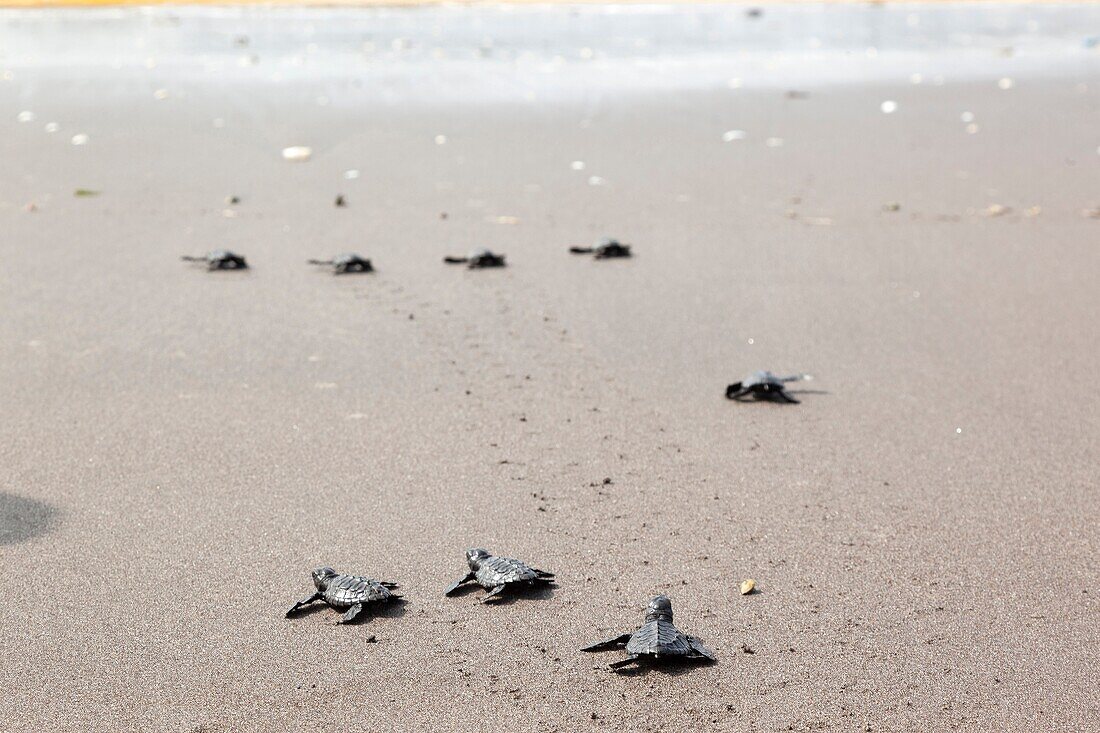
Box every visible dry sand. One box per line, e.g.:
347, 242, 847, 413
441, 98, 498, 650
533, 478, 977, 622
1, 5, 1098, 731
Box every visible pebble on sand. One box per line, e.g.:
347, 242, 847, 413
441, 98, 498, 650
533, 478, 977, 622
880, 100, 898, 114
740, 579, 757, 595
571, 160, 586, 170
282, 146, 312, 161
722, 130, 746, 142
71, 133, 89, 145
998, 77, 1015, 90
17, 110, 35, 122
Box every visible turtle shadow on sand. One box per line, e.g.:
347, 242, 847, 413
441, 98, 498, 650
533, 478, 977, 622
0, 491, 58, 545
286, 596, 408, 624
445, 580, 556, 605
603, 657, 717, 678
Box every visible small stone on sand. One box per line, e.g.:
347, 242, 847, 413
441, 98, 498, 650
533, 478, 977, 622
282, 146, 312, 161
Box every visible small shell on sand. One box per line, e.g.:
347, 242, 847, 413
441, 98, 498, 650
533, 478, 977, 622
740, 579, 756, 595
282, 146, 312, 161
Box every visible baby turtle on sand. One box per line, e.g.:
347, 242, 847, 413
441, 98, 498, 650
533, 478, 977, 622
181, 249, 248, 270
286, 567, 400, 624
444, 548, 555, 601
581, 595, 716, 673
443, 249, 506, 269
569, 237, 632, 259
307, 253, 374, 274
725, 371, 806, 404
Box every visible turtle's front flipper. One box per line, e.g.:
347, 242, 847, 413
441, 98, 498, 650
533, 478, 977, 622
778, 373, 806, 383
480, 584, 507, 602
686, 636, 718, 663
378, 581, 400, 589
338, 603, 367, 624
608, 656, 641, 673
286, 591, 323, 617
569, 247, 594, 254
307, 259, 333, 266
725, 383, 748, 400
180, 255, 203, 262
444, 572, 476, 596
534, 569, 555, 579
774, 389, 800, 404
443, 256, 469, 264
580, 633, 632, 652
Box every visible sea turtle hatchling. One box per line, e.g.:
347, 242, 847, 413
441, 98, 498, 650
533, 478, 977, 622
444, 548, 555, 602
180, 249, 248, 270
443, 249, 506, 269
725, 370, 807, 404
307, 253, 374, 274
569, 237, 632, 259
581, 595, 717, 673
286, 567, 400, 624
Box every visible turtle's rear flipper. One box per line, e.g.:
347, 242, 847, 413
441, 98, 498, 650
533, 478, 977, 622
480, 584, 507, 603
609, 656, 641, 673
338, 603, 367, 624
286, 591, 323, 617
687, 636, 718, 663
580, 633, 632, 652
443, 256, 469, 264
569, 247, 594, 254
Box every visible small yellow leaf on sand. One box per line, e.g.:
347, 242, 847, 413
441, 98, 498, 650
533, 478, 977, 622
740, 579, 756, 595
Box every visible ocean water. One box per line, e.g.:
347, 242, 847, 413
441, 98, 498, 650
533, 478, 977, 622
1, 3, 1098, 102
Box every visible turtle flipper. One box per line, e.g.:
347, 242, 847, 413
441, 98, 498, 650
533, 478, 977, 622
534, 569, 555, 579
686, 636, 718, 663
444, 572, 476, 596
609, 656, 641, 673
443, 256, 469, 264
569, 247, 594, 254
480, 584, 507, 602
286, 591, 323, 617
773, 389, 799, 404
307, 259, 333, 266
180, 255, 203, 262
725, 383, 748, 400
378, 581, 400, 589
580, 633, 632, 652
338, 603, 367, 624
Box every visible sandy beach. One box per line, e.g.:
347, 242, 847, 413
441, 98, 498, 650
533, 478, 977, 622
2, 4, 1099, 731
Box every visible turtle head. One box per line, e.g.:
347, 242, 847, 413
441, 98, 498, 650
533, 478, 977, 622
644, 595, 674, 622
311, 567, 339, 591
465, 548, 492, 570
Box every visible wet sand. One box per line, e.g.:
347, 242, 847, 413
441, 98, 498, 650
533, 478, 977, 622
2, 5, 1099, 731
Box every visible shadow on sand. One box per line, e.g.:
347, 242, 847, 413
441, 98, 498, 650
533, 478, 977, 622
0, 491, 58, 545
285, 597, 409, 624
447, 581, 557, 605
